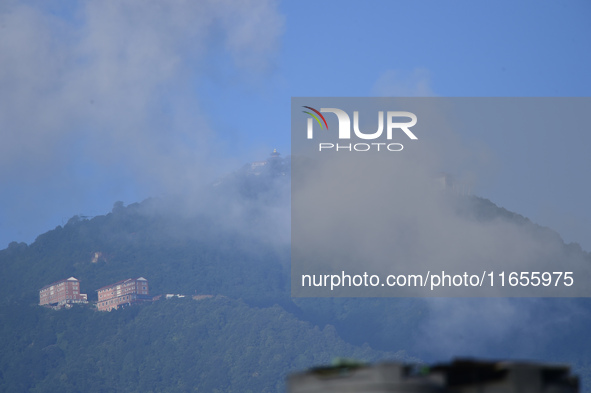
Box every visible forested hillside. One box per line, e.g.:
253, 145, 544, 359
0, 297, 407, 393
1, 155, 591, 392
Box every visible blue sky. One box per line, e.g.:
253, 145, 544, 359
1, 0, 590, 250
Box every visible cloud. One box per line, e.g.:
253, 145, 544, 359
415, 297, 589, 360
372, 68, 435, 97
291, 98, 591, 297
0, 0, 284, 245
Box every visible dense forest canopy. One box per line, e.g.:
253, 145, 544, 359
1, 156, 590, 392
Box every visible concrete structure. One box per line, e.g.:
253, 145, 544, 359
248, 149, 283, 174
250, 161, 268, 171
287, 359, 578, 393
193, 294, 214, 301
435, 172, 472, 196
96, 277, 150, 311
39, 277, 88, 308
165, 294, 185, 299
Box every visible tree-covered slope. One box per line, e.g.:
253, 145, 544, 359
0, 297, 404, 393
2, 156, 591, 392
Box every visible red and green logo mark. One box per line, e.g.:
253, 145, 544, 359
302, 106, 328, 130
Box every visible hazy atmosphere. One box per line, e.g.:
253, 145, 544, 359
1, 1, 591, 392
1, 1, 590, 251
291, 98, 591, 297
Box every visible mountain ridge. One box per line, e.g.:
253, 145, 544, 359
1, 156, 591, 392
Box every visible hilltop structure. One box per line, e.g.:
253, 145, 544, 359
39, 277, 88, 309
249, 149, 283, 174
96, 277, 150, 311
436, 172, 472, 196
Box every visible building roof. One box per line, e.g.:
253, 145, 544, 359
96, 277, 148, 291
39, 277, 79, 291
